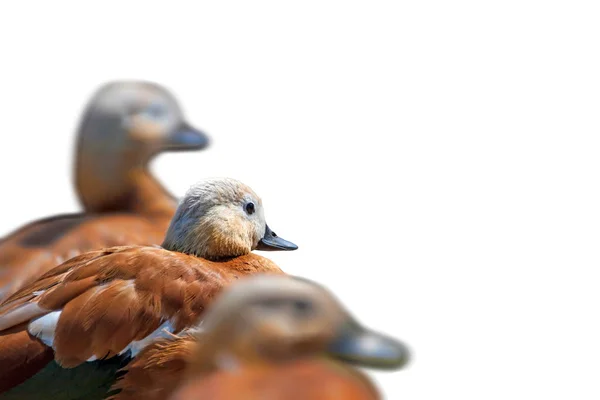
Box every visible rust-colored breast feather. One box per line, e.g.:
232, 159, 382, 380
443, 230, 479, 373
0, 246, 283, 389
0, 213, 172, 302
171, 360, 380, 400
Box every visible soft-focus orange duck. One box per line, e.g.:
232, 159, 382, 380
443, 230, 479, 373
0, 81, 209, 302
112, 275, 409, 400
0, 178, 297, 398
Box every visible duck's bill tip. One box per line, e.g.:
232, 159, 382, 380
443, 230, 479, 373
328, 326, 410, 371
166, 123, 210, 150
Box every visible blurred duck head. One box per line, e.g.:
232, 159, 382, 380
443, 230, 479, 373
191, 275, 410, 372
162, 178, 297, 260
75, 81, 209, 211
78, 80, 208, 158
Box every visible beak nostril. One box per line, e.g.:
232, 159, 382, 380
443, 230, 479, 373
272, 232, 278, 237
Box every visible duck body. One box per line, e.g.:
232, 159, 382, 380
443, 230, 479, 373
0, 206, 172, 302
0, 172, 179, 302
171, 359, 380, 400
0, 246, 283, 396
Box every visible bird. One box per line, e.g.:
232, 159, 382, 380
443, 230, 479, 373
110, 275, 409, 400
0, 177, 297, 399
0, 81, 209, 302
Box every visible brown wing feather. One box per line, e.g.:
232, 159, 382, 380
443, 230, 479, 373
109, 335, 196, 400
0, 213, 171, 302
0, 246, 283, 372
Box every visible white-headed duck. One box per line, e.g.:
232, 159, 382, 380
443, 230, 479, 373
0, 178, 297, 397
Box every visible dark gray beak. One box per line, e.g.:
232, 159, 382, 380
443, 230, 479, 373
167, 122, 209, 150
328, 321, 410, 370
256, 225, 298, 251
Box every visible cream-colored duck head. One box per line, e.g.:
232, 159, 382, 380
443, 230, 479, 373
75, 81, 209, 212
189, 275, 410, 372
162, 178, 297, 260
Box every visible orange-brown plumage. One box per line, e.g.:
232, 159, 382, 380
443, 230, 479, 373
0, 247, 282, 368
110, 334, 196, 400
0, 81, 209, 303
0, 178, 297, 397
170, 360, 380, 400
0, 208, 172, 303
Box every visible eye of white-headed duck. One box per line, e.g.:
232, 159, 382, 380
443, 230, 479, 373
292, 299, 314, 317
255, 297, 315, 318
142, 101, 170, 118
245, 202, 256, 215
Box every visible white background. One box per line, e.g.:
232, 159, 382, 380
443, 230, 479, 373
1, 1, 599, 398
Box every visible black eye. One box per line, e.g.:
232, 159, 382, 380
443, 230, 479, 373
245, 202, 255, 215
293, 299, 313, 316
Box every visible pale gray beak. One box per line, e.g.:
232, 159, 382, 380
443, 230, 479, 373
328, 321, 410, 370
166, 122, 209, 150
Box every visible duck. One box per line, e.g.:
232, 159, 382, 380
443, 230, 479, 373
0, 178, 297, 399
0, 81, 209, 302
110, 275, 409, 400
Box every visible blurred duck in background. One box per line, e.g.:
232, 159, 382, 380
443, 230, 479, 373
0, 81, 209, 302
0, 178, 297, 399
113, 275, 409, 400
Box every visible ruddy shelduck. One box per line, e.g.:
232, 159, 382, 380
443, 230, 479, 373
112, 275, 409, 400
0, 178, 297, 398
0, 81, 209, 302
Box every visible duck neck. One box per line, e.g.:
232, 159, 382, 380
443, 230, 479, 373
75, 149, 177, 216
162, 214, 253, 260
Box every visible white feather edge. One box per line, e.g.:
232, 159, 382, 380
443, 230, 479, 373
28, 310, 61, 346
2, 285, 185, 362
27, 311, 177, 361
122, 320, 176, 357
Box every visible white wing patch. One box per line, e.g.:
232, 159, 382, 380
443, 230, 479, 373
28, 310, 62, 346
121, 320, 175, 357
24, 307, 176, 361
